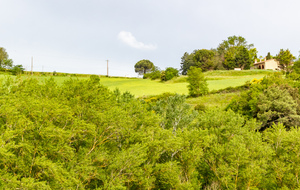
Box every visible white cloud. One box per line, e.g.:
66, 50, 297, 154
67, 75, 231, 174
118, 31, 157, 50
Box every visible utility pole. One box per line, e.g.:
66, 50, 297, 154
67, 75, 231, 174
106, 60, 109, 77
31, 56, 33, 75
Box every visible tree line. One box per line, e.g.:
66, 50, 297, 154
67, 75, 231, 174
180, 35, 297, 74
134, 35, 298, 79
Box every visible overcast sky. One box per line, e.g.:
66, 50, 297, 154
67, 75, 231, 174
1, 0, 299, 77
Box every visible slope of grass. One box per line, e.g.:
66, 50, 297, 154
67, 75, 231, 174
186, 92, 239, 110
99, 77, 189, 97
0, 69, 274, 97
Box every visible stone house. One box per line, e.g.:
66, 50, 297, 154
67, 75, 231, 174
253, 58, 280, 70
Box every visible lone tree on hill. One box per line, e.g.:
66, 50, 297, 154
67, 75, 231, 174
134, 59, 154, 75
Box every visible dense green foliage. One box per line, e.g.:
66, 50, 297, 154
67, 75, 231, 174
134, 59, 154, 75
180, 52, 195, 75
1, 75, 300, 189
0, 47, 13, 70
293, 58, 300, 74
227, 73, 300, 130
143, 66, 161, 80
234, 46, 251, 69
161, 67, 179, 81
180, 36, 257, 74
187, 67, 208, 97
220, 36, 255, 70
193, 49, 215, 72
11, 65, 25, 75
276, 49, 296, 72
266, 52, 272, 60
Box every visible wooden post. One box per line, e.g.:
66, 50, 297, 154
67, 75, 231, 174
106, 60, 109, 77
31, 56, 33, 75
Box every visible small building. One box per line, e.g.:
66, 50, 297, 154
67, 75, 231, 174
253, 58, 280, 70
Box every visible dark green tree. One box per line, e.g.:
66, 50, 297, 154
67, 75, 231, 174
134, 59, 154, 75
223, 50, 236, 69
217, 36, 256, 70
180, 52, 196, 75
276, 49, 296, 72
235, 46, 251, 69
187, 66, 208, 97
266, 52, 272, 60
257, 85, 300, 130
193, 49, 215, 71
227, 73, 300, 130
161, 67, 179, 81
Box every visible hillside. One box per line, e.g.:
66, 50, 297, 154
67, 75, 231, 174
1, 72, 300, 189
4, 69, 274, 97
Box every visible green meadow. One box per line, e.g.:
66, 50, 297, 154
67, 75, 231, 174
98, 75, 265, 97
97, 70, 273, 97
1, 70, 274, 98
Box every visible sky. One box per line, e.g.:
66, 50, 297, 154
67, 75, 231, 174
1, 0, 300, 77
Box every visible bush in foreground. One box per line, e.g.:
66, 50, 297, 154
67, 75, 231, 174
0, 76, 300, 189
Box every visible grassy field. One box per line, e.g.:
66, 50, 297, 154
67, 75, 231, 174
0, 70, 275, 97
0, 70, 276, 110
186, 92, 239, 109
98, 71, 272, 96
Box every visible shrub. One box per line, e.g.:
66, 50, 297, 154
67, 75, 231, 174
143, 66, 161, 80
161, 67, 179, 81
187, 66, 208, 97
11, 65, 24, 75
194, 104, 206, 112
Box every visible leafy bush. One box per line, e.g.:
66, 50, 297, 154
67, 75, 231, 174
11, 65, 24, 75
187, 66, 208, 97
140, 92, 176, 103
227, 73, 300, 130
161, 67, 179, 81
143, 66, 161, 80
194, 103, 206, 112
1, 74, 300, 189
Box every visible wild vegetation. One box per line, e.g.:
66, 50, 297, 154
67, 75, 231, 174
2, 35, 300, 189
1, 73, 300, 189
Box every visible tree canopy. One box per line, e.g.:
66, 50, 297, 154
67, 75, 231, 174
180, 35, 257, 74
134, 59, 154, 75
276, 49, 296, 72
161, 67, 179, 81
218, 35, 257, 69
193, 49, 215, 71
0, 47, 13, 70
180, 52, 196, 75
234, 46, 251, 69
1, 74, 300, 188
